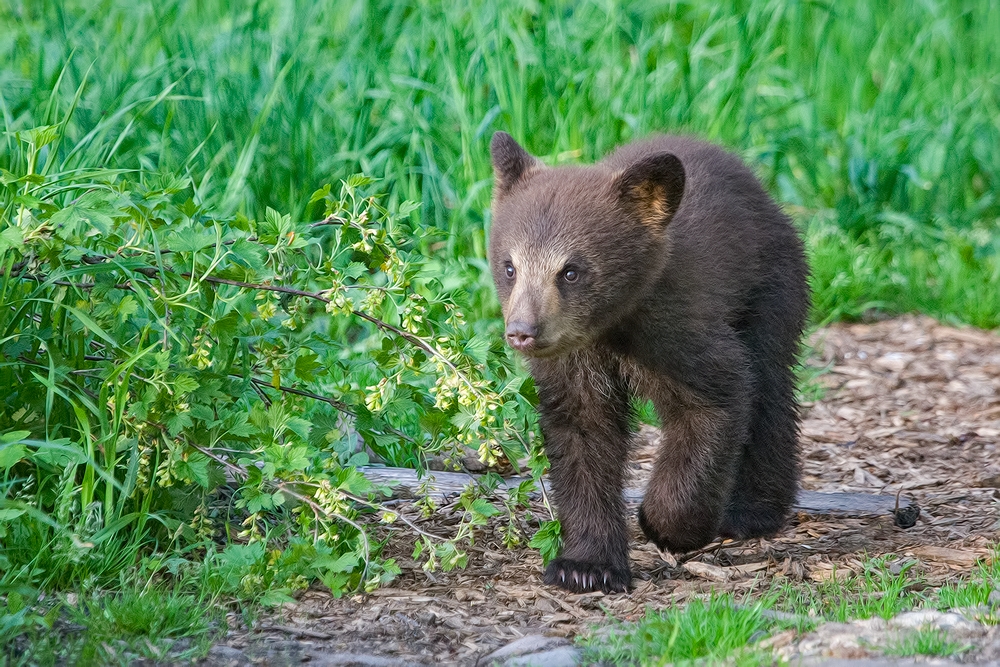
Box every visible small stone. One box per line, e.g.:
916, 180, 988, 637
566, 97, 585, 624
755, 629, 796, 649
442, 616, 464, 630
503, 646, 580, 667
988, 588, 1000, 608
480, 635, 571, 664
891, 609, 944, 629
890, 609, 980, 634
936, 611, 981, 633
205, 645, 248, 666
886, 558, 916, 576
309, 653, 425, 667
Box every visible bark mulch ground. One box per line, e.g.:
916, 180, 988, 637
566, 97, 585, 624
209, 316, 1000, 665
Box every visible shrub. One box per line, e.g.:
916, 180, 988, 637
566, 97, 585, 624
0, 123, 540, 598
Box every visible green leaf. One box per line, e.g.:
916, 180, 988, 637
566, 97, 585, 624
464, 334, 491, 366
321, 572, 351, 597
397, 200, 421, 216
49, 201, 115, 238
168, 228, 216, 253
189, 404, 215, 422
116, 294, 138, 320
338, 469, 374, 496
60, 303, 119, 348
294, 351, 322, 383
165, 411, 193, 436
0, 225, 24, 254
0, 508, 27, 522
0, 444, 28, 470
309, 184, 331, 204
469, 498, 501, 518
173, 374, 201, 395
259, 589, 297, 607
18, 125, 60, 149
284, 417, 312, 441
343, 262, 367, 279
315, 552, 359, 574
381, 296, 400, 328
529, 520, 563, 565
178, 452, 211, 487
31, 438, 85, 467
346, 174, 376, 189
229, 239, 267, 272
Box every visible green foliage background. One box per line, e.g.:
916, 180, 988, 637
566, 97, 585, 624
3, 0, 1000, 326
0, 0, 998, 656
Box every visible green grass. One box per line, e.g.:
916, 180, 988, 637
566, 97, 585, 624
4, 584, 225, 665
2, 0, 999, 325
581, 554, 1000, 665
885, 629, 970, 659
936, 555, 1000, 621
578, 594, 794, 666
766, 556, 924, 622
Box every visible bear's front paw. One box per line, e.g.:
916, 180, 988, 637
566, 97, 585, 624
543, 558, 631, 593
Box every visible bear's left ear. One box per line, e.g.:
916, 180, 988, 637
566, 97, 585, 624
491, 132, 539, 196
616, 153, 685, 231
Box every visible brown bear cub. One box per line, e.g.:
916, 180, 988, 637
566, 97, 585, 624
488, 132, 809, 594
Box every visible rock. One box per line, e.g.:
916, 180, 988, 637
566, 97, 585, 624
891, 609, 944, 629
989, 588, 1000, 608
503, 646, 580, 667
310, 653, 427, 667
799, 660, 968, 667
891, 609, 981, 634
204, 645, 249, 665
478, 635, 574, 666
442, 616, 465, 630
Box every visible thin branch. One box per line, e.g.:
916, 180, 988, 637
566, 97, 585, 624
343, 489, 448, 543
188, 273, 470, 384
185, 440, 372, 584
9, 255, 465, 387
309, 213, 349, 228
242, 376, 417, 445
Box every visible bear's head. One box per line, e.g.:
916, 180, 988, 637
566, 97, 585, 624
488, 132, 685, 358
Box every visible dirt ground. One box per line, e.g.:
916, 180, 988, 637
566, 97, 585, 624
211, 316, 1000, 665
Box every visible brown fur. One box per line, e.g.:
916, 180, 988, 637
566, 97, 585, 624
488, 132, 810, 593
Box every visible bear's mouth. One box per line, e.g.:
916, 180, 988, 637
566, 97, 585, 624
508, 337, 577, 359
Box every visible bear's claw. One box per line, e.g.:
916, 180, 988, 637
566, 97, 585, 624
544, 558, 630, 593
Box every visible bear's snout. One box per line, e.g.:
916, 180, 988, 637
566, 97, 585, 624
505, 320, 538, 352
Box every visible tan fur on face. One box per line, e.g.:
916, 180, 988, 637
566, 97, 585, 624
504, 246, 588, 356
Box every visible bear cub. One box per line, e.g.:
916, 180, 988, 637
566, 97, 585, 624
488, 132, 809, 593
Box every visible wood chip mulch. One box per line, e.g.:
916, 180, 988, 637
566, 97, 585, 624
217, 316, 999, 665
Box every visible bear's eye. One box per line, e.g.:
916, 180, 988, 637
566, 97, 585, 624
504, 263, 516, 279
562, 268, 579, 283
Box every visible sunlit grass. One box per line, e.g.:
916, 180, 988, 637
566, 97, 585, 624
578, 594, 789, 666
2, 0, 999, 325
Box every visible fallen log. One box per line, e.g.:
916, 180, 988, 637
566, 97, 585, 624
359, 466, 921, 528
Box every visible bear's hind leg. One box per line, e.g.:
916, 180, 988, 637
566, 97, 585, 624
719, 281, 805, 540
718, 360, 800, 539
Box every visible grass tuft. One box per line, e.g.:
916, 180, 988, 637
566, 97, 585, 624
885, 628, 970, 659
579, 595, 789, 665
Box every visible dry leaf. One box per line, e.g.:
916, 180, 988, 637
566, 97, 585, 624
910, 546, 988, 568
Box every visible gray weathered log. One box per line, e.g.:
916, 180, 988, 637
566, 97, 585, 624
359, 466, 920, 528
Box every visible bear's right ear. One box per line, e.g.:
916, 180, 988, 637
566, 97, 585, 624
491, 132, 539, 195
616, 152, 685, 232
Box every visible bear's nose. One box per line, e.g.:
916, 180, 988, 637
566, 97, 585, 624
505, 321, 538, 351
